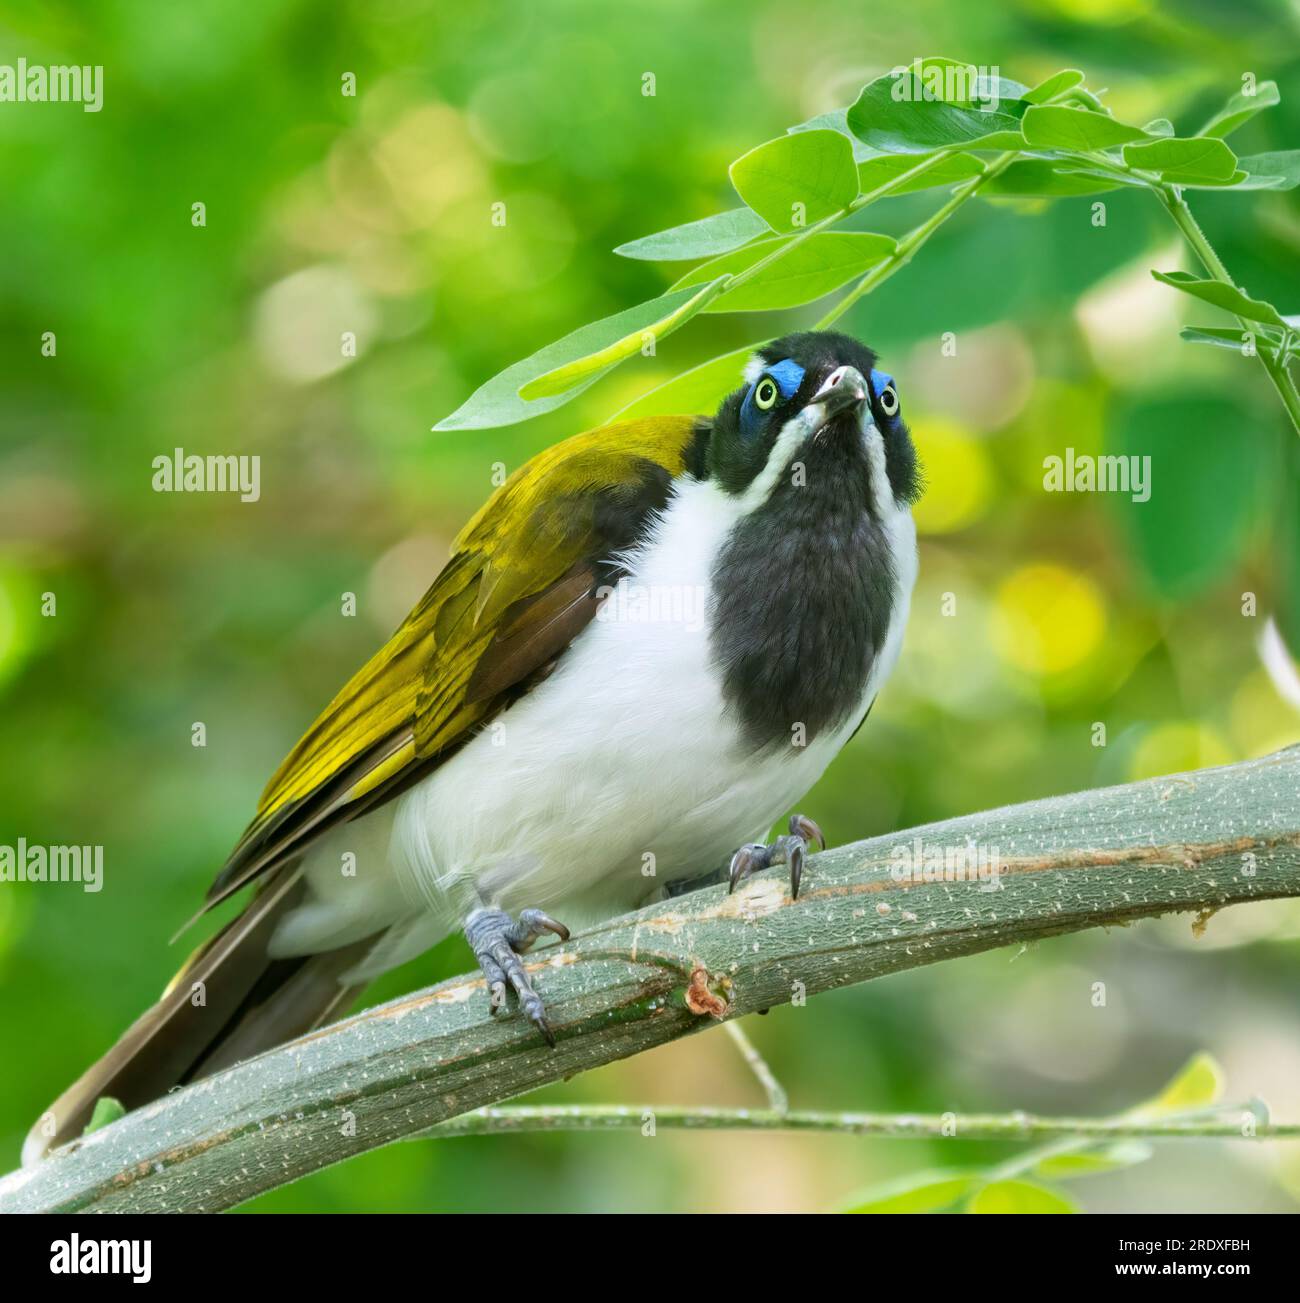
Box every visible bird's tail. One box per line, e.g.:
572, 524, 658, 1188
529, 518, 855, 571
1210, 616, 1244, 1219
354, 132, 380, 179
22, 868, 373, 1166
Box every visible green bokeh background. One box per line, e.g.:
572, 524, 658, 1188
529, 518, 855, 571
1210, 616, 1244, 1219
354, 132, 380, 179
2, 0, 1298, 1212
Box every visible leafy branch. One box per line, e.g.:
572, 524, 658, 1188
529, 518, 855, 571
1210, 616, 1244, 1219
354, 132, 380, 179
434, 57, 1299, 436
3, 747, 1298, 1213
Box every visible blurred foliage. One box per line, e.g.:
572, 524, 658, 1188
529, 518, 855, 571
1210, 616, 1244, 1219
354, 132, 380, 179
1, 0, 1299, 1213
843, 1052, 1226, 1213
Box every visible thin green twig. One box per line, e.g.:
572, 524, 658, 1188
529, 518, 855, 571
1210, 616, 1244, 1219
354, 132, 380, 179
810, 77, 1098, 330
1155, 183, 1300, 435
815, 149, 1021, 328
687, 148, 962, 312
413, 1103, 1294, 1143
724, 1020, 788, 1114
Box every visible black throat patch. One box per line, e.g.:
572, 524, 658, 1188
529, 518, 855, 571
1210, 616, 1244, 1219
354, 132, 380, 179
708, 416, 898, 753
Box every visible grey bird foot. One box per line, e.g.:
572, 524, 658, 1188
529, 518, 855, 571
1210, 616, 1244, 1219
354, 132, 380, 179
465, 907, 570, 1046
728, 814, 826, 901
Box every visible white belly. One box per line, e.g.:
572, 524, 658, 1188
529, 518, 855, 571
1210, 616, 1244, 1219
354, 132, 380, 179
278, 475, 916, 970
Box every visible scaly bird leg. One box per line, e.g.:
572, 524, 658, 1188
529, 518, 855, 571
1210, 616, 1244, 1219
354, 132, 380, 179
464, 907, 570, 1046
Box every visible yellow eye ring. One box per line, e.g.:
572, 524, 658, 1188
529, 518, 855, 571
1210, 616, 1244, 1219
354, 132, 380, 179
754, 377, 779, 410
879, 385, 899, 417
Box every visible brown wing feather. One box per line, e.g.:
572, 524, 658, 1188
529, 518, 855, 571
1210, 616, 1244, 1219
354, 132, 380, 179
465, 562, 602, 703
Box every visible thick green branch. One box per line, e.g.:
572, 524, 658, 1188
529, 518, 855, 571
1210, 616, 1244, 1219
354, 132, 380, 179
2, 747, 1299, 1213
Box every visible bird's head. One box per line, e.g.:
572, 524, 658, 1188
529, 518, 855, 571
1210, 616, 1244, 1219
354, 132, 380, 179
706, 330, 921, 514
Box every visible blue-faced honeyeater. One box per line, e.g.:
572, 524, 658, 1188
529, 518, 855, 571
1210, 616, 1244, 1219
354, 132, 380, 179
25, 329, 921, 1164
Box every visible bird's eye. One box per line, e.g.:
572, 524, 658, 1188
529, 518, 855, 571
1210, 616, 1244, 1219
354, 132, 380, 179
878, 384, 900, 417
754, 377, 779, 411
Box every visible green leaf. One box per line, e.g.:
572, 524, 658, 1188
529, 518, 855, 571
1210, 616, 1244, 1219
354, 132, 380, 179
1200, 80, 1280, 139
729, 129, 858, 232
519, 280, 723, 400
968, 1180, 1078, 1213
1123, 135, 1238, 180
788, 107, 875, 162
86, 1096, 126, 1134
842, 1169, 980, 1214
1110, 393, 1271, 600
433, 287, 710, 430
900, 57, 1029, 105
609, 344, 759, 422
846, 71, 1027, 154
858, 150, 985, 195
614, 207, 768, 261
1143, 118, 1176, 137
672, 232, 896, 311
1024, 69, 1085, 105
1048, 162, 1148, 190
1021, 104, 1148, 151
1066, 86, 1108, 113
984, 159, 1122, 197
1180, 325, 1282, 354
1150, 270, 1289, 329
1169, 170, 1250, 189
1140, 1052, 1227, 1116
1034, 1142, 1153, 1179
1236, 150, 1300, 191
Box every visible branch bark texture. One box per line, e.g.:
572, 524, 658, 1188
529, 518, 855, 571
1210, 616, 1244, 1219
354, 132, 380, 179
3, 748, 1298, 1213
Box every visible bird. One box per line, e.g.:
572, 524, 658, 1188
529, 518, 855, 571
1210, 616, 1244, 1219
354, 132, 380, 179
24, 329, 921, 1165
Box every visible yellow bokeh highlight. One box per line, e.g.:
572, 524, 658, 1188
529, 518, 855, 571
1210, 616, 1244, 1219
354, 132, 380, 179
1129, 722, 1234, 783
909, 418, 993, 535
990, 563, 1107, 676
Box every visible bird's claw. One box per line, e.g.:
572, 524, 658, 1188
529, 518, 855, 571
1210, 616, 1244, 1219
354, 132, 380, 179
465, 906, 570, 1047
728, 813, 825, 900
789, 813, 827, 853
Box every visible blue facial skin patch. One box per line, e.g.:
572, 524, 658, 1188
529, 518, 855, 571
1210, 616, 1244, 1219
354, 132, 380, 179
769, 358, 805, 399
740, 357, 806, 436
870, 368, 894, 399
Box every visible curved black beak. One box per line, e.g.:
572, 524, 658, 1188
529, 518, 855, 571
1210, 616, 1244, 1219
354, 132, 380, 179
811, 365, 868, 420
